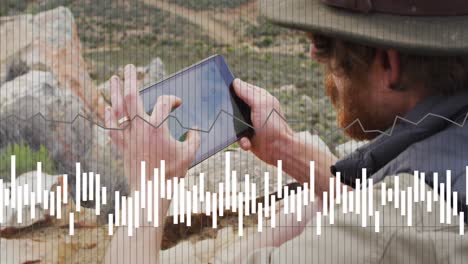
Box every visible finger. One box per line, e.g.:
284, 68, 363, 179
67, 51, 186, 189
183, 127, 201, 157
105, 106, 125, 150
232, 79, 266, 107
110, 75, 128, 126
238, 137, 251, 151
150, 95, 182, 128
123, 64, 146, 121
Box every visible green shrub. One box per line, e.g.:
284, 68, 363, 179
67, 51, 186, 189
0, 143, 56, 182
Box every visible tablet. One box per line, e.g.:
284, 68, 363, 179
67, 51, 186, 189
139, 55, 253, 168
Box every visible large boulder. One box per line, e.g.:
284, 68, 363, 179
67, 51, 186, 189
0, 7, 106, 121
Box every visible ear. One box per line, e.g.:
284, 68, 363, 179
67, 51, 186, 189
382, 49, 401, 89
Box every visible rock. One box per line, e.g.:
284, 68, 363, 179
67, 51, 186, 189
0, 7, 106, 120
279, 84, 297, 93
0, 238, 59, 263
0, 71, 129, 214
98, 57, 166, 103
301, 94, 314, 110
335, 140, 368, 158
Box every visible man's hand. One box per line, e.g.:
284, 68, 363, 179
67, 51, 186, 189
105, 64, 200, 189
233, 79, 295, 166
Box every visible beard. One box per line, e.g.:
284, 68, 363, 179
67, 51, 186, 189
325, 73, 393, 140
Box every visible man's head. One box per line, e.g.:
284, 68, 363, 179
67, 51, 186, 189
261, 0, 468, 140
307, 33, 468, 140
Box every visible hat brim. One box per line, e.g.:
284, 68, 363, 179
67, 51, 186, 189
260, 0, 468, 55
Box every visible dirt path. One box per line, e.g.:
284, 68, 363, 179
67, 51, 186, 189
141, 0, 238, 45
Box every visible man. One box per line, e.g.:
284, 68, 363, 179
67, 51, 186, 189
103, 0, 468, 263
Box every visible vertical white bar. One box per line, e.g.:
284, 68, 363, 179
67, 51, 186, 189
420, 173, 425, 202
330, 190, 334, 224
36, 161, 41, 204
30, 192, 35, 220
408, 187, 412, 226
180, 179, 185, 223
252, 183, 256, 214
108, 214, 113, 236
258, 203, 263, 233
232, 171, 237, 212
115, 191, 120, 226
323, 191, 328, 216
148, 181, 152, 223
192, 185, 197, 214
69, 213, 74, 236
362, 169, 367, 227
413, 171, 419, 202
369, 179, 373, 217
401, 190, 406, 216
206, 192, 211, 216
284, 186, 289, 214
219, 183, 224, 217
89, 172, 94, 201
439, 183, 445, 224
434, 172, 439, 202
212, 193, 217, 229
102, 187, 107, 205
238, 192, 243, 237
303, 183, 309, 206
290, 190, 295, 214
0, 180, 3, 223
226, 152, 230, 210
453, 192, 458, 216
466, 166, 468, 205
57, 186, 61, 219
161, 160, 165, 198
427, 191, 432, 212
141, 161, 146, 209
187, 190, 192, 227
121, 196, 127, 226
395, 176, 399, 208
4, 189, 9, 206
128, 197, 133, 237
50, 191, 55, 216
388, 188, 393, 202
264, 172, 269, 217
375, 211, 380, 233
95, 174, 100, 215
356, 179, 361, 215
277, 160, 282, 198
24, 184, 29, 206
336, 172, 341, 204
330, 177, 334, 207
447, 170, 452, 224
199, 173, 204, 202
173, 178, 178, 224
154, 172, 159, 227
271, 195, 276, 228
17, 186, 22, 223
63, 174, 68, 204
167, 179, 172, 200
83, 172, 87, 202
343, 185, 348, 214
11, 156, 16, 208
310, 161, 315, 202
245, 175, 250, 216
44, 190, 49, 210
135, 191, 139, 228
460, 212, 464, 235
349, 190, 354, 212
297, 187, 302, 222
316, 212, 321, 235
381, 183, 386, 206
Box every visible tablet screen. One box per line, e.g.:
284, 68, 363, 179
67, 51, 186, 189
140, 55, 251, 167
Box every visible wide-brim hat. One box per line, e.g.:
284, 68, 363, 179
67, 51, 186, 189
260, 0, 468, 55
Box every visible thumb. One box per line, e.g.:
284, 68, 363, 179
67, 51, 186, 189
233, 78, 257, 107
184, 127, 201, 155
